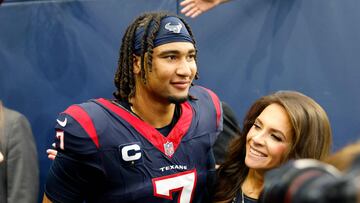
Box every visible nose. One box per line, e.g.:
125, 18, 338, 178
251, 131, 266, 145
176, 59, 194, 77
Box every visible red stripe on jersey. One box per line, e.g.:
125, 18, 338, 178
199, 87, 221, 128
63, 105, 100, 148
96, 98, 193, 158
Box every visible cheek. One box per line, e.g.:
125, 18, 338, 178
190, 63, 197, 72
269, 143, 290, 161
188, 66, 197, 80
246, 127, 255, 141
148, 67, 172, 81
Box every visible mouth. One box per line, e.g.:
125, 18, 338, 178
171, 81, 190, 90
249, 146, 267, 157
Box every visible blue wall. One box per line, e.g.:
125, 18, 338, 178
1, 0, 359, 201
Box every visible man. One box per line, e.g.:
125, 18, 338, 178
43, 11, 223, 203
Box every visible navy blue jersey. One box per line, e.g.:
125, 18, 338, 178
45, 86, 223, 203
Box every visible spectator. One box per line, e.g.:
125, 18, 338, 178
213, 91, 332, 203
180, 0, 231, 18
0, 101, 39, 203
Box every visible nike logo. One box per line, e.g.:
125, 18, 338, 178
56, 118, 67, 127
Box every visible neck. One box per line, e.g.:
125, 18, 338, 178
242, 169, 265, 199
129, 96, 176, 128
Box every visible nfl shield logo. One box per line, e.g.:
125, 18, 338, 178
164, 141, 174, 157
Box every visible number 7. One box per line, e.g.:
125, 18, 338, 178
152, 169, 197, 203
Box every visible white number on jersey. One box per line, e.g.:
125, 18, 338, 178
152, 169, 197, 203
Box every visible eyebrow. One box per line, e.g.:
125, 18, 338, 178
255, 118, 287, 140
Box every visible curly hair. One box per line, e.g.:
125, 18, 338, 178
113, 11, 198, 101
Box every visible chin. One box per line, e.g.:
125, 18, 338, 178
245, 158, 268, 170
168, 95, 188, 104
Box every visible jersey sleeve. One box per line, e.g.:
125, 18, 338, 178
44, 149, 105, 202
53, 104, 100, 154
45, 103, 104, 202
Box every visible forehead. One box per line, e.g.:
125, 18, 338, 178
258, 103, 293, 137
153, 42, 195, 53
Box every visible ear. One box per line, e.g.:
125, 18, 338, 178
133, 54, 141, 74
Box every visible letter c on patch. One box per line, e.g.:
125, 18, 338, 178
121, 144, 141, 161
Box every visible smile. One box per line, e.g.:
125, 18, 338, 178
249, 147, 267, 157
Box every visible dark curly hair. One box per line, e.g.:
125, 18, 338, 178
113, 11, 198, 101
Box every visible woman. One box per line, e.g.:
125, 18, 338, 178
213, 91, 332, 203
0, 101, 39, 203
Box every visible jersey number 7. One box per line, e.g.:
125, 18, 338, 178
152, 169, 197, 203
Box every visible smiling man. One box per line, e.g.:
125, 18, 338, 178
43, 12, 223, 203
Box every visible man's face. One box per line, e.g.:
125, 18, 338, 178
135, 42, 197, 104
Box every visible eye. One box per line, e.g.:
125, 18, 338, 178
187, 54, 196, 61
165, 55, 177, 60
271, 134, 282, 142
252, 123, 261, 131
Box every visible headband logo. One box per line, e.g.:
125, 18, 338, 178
164, 22, 182, 34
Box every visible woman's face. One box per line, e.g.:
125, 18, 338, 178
245, 103, 293, 172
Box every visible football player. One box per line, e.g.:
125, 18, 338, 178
43, 11, 223, 203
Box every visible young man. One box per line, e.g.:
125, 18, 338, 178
43, 12, 223, 203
